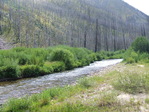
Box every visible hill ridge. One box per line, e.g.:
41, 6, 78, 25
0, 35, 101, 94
0, 0, 149, 51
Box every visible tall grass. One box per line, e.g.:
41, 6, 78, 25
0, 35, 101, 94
113, 71, 149, 94
0, 75, 104, 112
145, 98, 149, 104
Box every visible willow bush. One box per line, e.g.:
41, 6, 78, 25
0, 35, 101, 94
0, 45, 100, 79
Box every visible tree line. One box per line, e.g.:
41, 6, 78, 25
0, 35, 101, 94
0, 0, 149, 51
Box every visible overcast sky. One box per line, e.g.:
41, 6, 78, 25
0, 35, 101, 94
123, 0, 149, 15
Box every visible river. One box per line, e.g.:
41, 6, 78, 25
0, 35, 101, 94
0, 59, 123, 104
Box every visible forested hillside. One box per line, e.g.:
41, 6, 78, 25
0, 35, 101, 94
0, 0, 149, 51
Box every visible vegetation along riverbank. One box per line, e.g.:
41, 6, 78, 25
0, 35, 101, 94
1, 62, 149, 111
1, 36, 149, 111
0, 45, 124, 81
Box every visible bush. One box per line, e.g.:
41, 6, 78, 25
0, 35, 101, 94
50, 49, 75, 70
87, 53, 97, 63
138, 52, 149, 62
29, 55, 44, 66
20, 65, 43, 78
0, 58, 19, 67
125, 57, 135, 64
17, 53, 31, 65
12, 47, 27, 52
43, 62, 54, 74
98, 92, 118, 107
79, 59, 90, 66
132, 52, 139, 62
132, 37, 149, 53
79, 78, 94, 89
44, 61, 65, 73
0, 46, 99, 79
96, 53, 103, 61
0, 66, 21, 79
124, 48, 139, 63
50, 61, 65, 72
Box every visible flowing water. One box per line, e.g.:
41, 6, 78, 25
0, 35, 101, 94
0, 59, 123, 104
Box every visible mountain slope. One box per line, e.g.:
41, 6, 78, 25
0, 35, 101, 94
0, 0, 149, 51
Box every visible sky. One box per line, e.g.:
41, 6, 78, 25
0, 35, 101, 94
123, 0, 149, 15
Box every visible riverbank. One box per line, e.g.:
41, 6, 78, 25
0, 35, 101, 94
0, 59, 122, 105
1, 62, 149, 112
0, 45, 125, 81
0, 46, 99, 81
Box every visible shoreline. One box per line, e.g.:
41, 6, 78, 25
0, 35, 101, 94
0, 61, 122, 105
1, 62, 148, 111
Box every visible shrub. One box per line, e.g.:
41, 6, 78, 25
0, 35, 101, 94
125, 57, 135, 64
0, 65, 21, 79
43, 63, 54, 74
131, 37, 149, 53
138, 52, 149, 62
79, 59, 87, 66
96, 53, 103, 61
51, 61, 65, 72
0, 58, 18, 67
29, 55, 44, 66
20, 65, 43, 78
12, 47, 27, 52
17, 53, 31, 65
130, 51, 139, 62
44, 61, 65, 73
71, 48, 92, 61
87, 53, 97, 63
50, 49, 75, 69
124, 48, 139, 63
96, 51, 112, 60
0, 46, 98, 79
79, 78, 94, 88
98, 92, 118, 107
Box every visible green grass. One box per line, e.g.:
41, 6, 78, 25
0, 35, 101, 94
92, 92, 140, 112
1, 98, 31, 112
78, 76, 104, 89
41, 102, 89, 112
1, 63, 149, 112
0, 75, 104, 112
113, 71, 149, 94
145, 98, 149, 104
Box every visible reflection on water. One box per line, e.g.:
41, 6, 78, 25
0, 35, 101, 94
0, 59, 123, 104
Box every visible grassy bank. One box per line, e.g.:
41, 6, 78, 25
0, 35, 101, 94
0, 45, 124, 81
0, 45, 98, 80
1, 63, 149, 112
